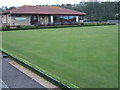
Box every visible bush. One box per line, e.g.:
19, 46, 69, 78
17, 26, 20, 28
81, 23, 84, 26
6, 26, 10, 29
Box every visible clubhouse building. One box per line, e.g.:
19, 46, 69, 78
0, 5, 86, 26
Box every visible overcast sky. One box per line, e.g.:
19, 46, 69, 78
1, 0, 117, 8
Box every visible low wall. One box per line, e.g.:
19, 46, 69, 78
107, 20, 120, 25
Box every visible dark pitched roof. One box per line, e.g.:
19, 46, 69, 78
2, 5, 86, 15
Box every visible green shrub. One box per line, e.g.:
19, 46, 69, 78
81, 23, 84, 26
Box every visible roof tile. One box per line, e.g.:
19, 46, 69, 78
3, 5, 86, 15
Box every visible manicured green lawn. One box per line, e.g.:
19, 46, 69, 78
2, 25, 118, 88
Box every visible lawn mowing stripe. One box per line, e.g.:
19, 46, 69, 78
2, 25, 118, 88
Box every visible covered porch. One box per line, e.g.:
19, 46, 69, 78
30, 15, 84, 26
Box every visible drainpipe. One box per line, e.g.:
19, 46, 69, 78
10, 14, 12, 26
6, 14, 8, 25
0, 15, 2, 25
37, 15, 40, 25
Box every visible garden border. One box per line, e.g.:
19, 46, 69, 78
1, 24, 115, 31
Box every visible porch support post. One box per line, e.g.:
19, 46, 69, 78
38, 15, 40, 22
76, 16, 79, 23
50, 16, 53, 23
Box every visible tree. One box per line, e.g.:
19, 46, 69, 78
61, 2, 118, 21
9, 6, 16, 10
5, 6, 9, 10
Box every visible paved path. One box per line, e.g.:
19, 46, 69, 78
2, 57, 46, 89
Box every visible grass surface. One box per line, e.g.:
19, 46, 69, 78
2, 25, 118, 88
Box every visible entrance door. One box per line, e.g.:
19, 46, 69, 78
30, 15, 39, 25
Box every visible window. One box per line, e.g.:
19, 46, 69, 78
15, 17, 27, 21
52, 15, 79, 24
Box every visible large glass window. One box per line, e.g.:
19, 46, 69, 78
53, 16, 63, 24
58, 16, 63, 24
63, 16, 69, 24
52, 15, 78, 25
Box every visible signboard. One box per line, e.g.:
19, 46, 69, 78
15, 17, 27, 21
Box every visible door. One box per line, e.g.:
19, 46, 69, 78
30, 15, 38, 25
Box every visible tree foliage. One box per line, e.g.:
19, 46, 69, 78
63, 2, 119, 21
